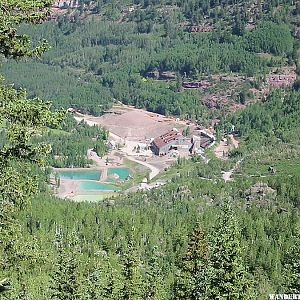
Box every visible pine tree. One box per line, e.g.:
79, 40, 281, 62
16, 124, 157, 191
50, 231, 82, 300
144, 247, 167, 300
232, 11, 245, 36
83, 266, 102, 300
209, 203, 252, 299
173, 223, 209, 300
0, 1, 63, 296
84, 254, 120, 300
284, 225, 300, 293
176, 73, 183, 92
102, 264, 119, 300
119, 238, 142, 300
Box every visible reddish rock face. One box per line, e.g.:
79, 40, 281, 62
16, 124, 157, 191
267, 74, 297, 87
188, 26, 212, 33
52, 0, 79, 8
183, 80, 210, 89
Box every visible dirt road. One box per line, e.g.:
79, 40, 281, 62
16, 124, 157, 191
88, 148, 160, 180
222, 158, 243, 182
125, 156, 160, 180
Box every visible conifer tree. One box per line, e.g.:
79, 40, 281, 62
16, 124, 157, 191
173, 223, 209, 300
119, 238, 142, 300
84, 254, 120, 300
0, 1, 63, 297
284, 225, 300, 293
83, 266, 102, 300
209, 203, 252, 299
232, 11, 245, 36
50, 231, 82, 300
144, 246, 167, 300
102, 256, 121, 300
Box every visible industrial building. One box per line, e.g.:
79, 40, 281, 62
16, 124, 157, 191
151, 129, 186, 155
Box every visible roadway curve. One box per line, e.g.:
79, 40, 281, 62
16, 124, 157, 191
88, 148, 159, 180
76, 115, 159, 180
125, 156, 160, 180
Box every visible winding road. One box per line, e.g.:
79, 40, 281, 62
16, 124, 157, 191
125, 156, 160, 180
88, 148, 159, 180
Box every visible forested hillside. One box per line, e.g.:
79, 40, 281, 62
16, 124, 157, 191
1, 0, 300, 299
1, 0, 299, 118
7, 87, 297, 300
37, 115, 108, 168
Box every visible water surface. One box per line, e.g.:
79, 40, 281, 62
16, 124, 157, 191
79, 181, 120, 191
57, 170, 101, 181
106, 168, 130, 182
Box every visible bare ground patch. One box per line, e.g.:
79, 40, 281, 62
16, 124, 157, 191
75, 105, 188, 141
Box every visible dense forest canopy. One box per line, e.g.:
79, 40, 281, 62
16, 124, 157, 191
0, 0, 300, 299
1, 0, 299, 118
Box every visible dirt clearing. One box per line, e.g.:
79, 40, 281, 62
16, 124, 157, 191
74, 105, 188, 141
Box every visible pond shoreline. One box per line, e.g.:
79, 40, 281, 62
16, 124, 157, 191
52, 167, 130, 202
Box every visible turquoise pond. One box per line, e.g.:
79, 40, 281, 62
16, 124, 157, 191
106, 168, 130, 182
79, 181, 120, 191
57, 170, 101, 181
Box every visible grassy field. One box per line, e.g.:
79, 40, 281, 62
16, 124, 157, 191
234, 155, 300, 180
47, 128, 71, 136
276, 158, 300, 176
73, 194, 113, 202
122, 158, 149, 188
154, 157, 196, 182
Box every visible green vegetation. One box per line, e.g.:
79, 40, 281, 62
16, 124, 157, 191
244, 22, 294, 55
2, 0, 299, 119
1, 0, 300, 299
38, 115, 108, 168
0, 0, 63, 297
123, 158, 149, 187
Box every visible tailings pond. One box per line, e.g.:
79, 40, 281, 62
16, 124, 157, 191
57, 170, 101, 181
